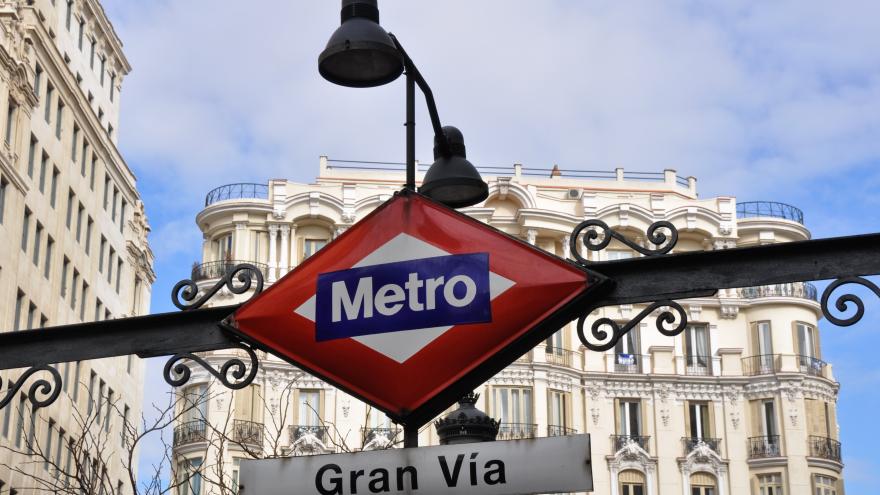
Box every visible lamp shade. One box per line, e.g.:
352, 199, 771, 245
318, 0, 404, 88
420, 126, 489, 208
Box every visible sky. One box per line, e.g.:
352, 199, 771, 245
99, 0, 880, 492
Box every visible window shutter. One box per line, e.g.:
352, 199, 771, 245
749, 322, 759, 357
750, 400, 762, 436
614, 399, 621, 434
684, 401, 692, 438
251, 385, 264, 423
234, 387, 251, 422
813, 325, 822, 359
791, 321, 800, 356
707, 401, 716, 438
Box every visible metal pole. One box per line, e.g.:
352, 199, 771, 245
403, 423, 419, 448
405, 67, 415, 190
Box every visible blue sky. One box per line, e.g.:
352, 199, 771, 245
100, 1, 880, 492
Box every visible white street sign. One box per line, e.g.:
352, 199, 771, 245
240, 434, 592, 495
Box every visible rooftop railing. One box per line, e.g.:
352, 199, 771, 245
738, 282, 818, 301
798, 355, 828, 377
684, 355, 713, 376
204, 183, 269, 207
736, 201, 804, 224
544, 346, 577, 367
742, 354, 782, 376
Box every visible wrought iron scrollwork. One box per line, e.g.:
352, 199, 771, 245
172, 263, 265, 311
577, 300, 688, 351
820, 276, 880, 326
0, 365, 62, 410
163, 343, 259, 390
569, 219, 678, 265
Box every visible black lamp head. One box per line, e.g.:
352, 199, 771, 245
318, 0, 404, 88
420, 126, 489, 209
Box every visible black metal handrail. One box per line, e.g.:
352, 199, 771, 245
613, 354, 647, 374
742, 354, 782, 376
289, 425, 329, 443
547, 425, 577, 437
682, 437, 721, 454
232, 419, 263, 446
808, 435, 841, 461
496, 423, 537, 440
362, 426, 400, 445
736, 201, 804, 224
611, 435, 650, 453
738, 282, 818, 301
204, 183, 269, 206
798, 355, 828, 377
685, 355, 713, 376
173, 419, 206, 446
191, 260, 270, 282
748, 435, 782, 458
544, 346, 576, 367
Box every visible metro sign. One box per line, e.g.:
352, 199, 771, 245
228, 192, 604, 423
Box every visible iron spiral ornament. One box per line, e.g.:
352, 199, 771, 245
820, 276, 880, 326
163, 343, 259, 390
569, 219, 678, 265
0, 365, 62, 410
172, 263, 265, 310
577, 300, 688, 352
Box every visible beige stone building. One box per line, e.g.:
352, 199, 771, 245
0, 0, 153, 493
175, 157, 842, 495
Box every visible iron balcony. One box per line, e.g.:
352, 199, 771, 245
748, 435, 782, 458
496, 423, 538, 440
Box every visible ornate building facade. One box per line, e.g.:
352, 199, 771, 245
174, 157, 842, 495
0, 0, 154, 493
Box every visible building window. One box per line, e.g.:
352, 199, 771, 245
687, 401, 713, 441
231, 458, 241, 494
44, 237, 54, 278
94, 299, 102, 321
618, 400, 642, 437
34, 63, 42, 97
797, 322, 819, 362
60, 257, 69, 296
78, 18, 84, 49
757, 473, 783, 495
65, 0, 73, 30
103, 176, 110, 208
89, 154, 97, 189
547, 390, 571, 435
13, 290, 24, 331
85, 217, 93, 254
120, 200, 127, 233
27, 135, 36, 177
44, 83, 54, 123
5, 99, 17, 144
55, 99, 64, 139
76, 203, 84, 242
178, 457, 203, 495
690, 472, 717, 495
614, 326, 641, 373
33, 222, 43, 266
66, 189, 74, 228
38, 152, 48, 193
80, 141, 88, 176
71, 124, 79, 162
491, 386, 533, 429
99, 56, 106, 85
90, 39, 96, 68
111, 186, 118, 220
296, 389, 321, 426
71, 269, 79, 310
50, 167, 59, 208
619, 470, 645, 495
302, 238, 328, 261
0, 176, 7, 223
814, 475, 837, 495
26, 302, 36, 330
216, 234, 233, 261
107, 248, 114, 283
99, 237, 106, 273
44, 418, 55, 471
79, 282, 88, 320
110, 73, 116, 101
21, 207, 31, 252
116, 258, 123, 292
685, 324, 710, 375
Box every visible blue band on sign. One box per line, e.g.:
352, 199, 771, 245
315, 253, 492, 342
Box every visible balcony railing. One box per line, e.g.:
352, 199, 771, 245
738, 282, 817, 301
742, 354, 782, 376
232, 420, 263, 447
685, 355, 713, 376
362, 427, 401, 446
736, 201, 804, 224
191, 260, 270, 283
613, 354, 646, 374
611, 435, 650, 453
545, 346, 576, 367
808, 435, 841, 462
748, 435, 782, 458
173, 420, 206, 446
547, 425, 577, 437
205, 183, 269, 207
289, 425, 329, 444
496, 423, 537, 440
682, 437, 721, 455
798, 355, 827, 377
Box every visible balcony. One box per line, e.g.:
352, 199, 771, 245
684, 355, 713, 376
362, 427, 401, 446
809, 436, 841, 462
742, 355, 782, 376
547, 425, 577, 437
544, 346, 576, 367
736, 201, 804, 224
204, 183, 269, 207
613, 354, 646, 374
611, 435, 650, 453
738, 282, 817, 301
682, 437, 721, 455
496, 423, 537, 440
798, 355, 827, 377
173, 420, 206, 446
748, 435, 782, 458
191, 260, 270, 283
232, 420, 263, 447
289, 425, 329, 443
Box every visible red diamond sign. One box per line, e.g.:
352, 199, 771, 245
228, 192, 600, 422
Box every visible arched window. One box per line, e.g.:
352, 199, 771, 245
620, 469, 646, 495
690, 472, 717, 495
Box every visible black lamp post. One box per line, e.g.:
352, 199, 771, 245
319, 0, 489, 208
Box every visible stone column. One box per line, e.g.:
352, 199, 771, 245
609, 466, 619, 495
268, 225, 278, 283
646, 465, 657, 495
680, 468, 690, 495
280, 225, 291, 276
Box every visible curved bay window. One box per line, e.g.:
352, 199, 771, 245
814, 475, 837, 495
690, 472, 717, 495
619, 469, 646, 495
757, 473, 783, 495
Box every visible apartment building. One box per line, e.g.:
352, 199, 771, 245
0, 1, 154, 492
173, 157, 841, 495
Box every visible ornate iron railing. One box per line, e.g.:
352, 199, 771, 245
748, 435, 782, 458
685, 355, 713, 376
289, 425, 329, 443
738, 282, 818, 301
362, 426, 400, 445
204, 183, 269, 206
798, 355, 827, 377
232, 419, 263, 446
808, 435, 841, 461
544, 346, 576, 367
547, 425, 577, 437
173, 420, 206, 446
613, 354, 647, 374
192, 261, 270, 283
742, 354, 782, 376
611, 435, 650, 453
736, 201, 804, 224
682, 437, 721, 455
496, 423, 537, 440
